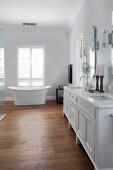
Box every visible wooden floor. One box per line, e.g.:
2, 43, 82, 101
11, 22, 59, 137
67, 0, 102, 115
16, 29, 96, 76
0, 101, 94, 170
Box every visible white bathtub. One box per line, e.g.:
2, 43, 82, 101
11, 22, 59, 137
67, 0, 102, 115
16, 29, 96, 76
8, 86, 52, 105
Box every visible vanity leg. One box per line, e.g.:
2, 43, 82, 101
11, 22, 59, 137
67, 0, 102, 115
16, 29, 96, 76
68, 122, 72, 128
76, 136, 81, 144
94, 166, 98, 170
94, 168, 97, 170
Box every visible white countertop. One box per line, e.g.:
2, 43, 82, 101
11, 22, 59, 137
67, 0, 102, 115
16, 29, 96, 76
64, 86, 113, 109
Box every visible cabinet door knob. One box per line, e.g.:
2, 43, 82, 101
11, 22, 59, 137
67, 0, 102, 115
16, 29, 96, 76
110, 114, 113, 117
85, 115, 89, 120
82, 114, 85, 119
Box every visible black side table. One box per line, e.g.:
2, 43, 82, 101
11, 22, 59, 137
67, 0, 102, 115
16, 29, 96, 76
56, 87, 64, 104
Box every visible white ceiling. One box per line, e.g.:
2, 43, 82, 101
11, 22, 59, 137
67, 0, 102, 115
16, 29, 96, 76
0, 0, 84, 31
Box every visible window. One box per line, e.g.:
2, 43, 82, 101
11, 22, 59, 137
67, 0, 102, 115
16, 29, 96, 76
18, 47, 44, 86
0, 48, 4, 86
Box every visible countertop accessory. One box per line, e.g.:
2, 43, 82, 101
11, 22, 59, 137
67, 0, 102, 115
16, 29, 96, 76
99, 76, 104, 92
95, 76, 99, 91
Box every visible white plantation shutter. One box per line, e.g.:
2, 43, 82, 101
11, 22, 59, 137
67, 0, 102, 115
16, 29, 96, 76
31, 48, 44, 79
18, 48, 30, 79
0, 48, 4, 85
18, 47, 44, 86
76, 58, 82, 86
75, 39, 82, 86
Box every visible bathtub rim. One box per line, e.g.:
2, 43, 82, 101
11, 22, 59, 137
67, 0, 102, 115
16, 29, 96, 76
8, 86, 52, 91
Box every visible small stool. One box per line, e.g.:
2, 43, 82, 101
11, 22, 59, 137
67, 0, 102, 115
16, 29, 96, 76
56, 87, 64, 104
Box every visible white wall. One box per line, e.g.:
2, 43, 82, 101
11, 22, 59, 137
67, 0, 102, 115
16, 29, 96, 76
69, 0, 113, 87
4, 31, 69, 98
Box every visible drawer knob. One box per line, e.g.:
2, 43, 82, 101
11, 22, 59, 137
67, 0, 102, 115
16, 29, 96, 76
110, 114, 113, 117
82, 114, 85, 119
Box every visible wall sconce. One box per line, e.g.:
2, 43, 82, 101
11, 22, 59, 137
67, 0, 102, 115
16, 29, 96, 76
108, 30, 113, 47
103, 30, 113, 48
103, 30, 109, 47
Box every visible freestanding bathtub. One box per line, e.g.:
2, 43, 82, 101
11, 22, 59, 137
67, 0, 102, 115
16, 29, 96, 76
8, 86, 52, 105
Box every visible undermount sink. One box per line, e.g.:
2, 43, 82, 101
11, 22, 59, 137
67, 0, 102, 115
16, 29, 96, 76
89, 96, 113, 100
70, 86, 81, 89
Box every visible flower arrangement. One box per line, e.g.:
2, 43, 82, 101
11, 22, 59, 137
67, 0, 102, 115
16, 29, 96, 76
82, 49, 91, 77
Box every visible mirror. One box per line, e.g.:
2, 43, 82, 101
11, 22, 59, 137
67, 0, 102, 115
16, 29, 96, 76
111, 12, 113, 68
81, 26, 98, 79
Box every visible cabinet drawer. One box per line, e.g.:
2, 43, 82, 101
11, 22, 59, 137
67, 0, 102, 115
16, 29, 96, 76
64, 88, 69, 95
70, 91, 77, 102
69, 102, 78, 132
77, 97, 95, 118
64, 92, 69, 99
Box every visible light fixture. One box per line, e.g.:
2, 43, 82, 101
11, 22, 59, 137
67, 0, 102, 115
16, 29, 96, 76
103, 30, 109, 47
22, 23, 37, 26
103, 29, 113, 48
22, 23, 38, 32
108, 30, 113, 47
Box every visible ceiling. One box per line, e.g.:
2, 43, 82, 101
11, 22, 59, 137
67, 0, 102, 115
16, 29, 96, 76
0, 0, 84, 31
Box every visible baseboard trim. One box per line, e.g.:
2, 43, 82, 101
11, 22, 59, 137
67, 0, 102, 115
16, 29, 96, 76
46, 96, 56, 100
95, 168, 113, 170
5, 96, 56, 101
0, 113, 6, 121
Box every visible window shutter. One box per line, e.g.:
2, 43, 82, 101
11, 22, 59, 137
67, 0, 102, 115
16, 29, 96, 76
18, 47, 44, 86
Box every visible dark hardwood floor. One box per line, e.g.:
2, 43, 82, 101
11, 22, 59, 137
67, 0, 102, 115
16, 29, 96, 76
0, 101, 94, 170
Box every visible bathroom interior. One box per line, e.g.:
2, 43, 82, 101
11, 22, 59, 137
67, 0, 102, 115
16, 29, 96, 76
0, 0, 113, 170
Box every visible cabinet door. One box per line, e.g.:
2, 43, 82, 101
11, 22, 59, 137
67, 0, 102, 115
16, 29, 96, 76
63, 95, 68, 116
106, 112, 113, 168
85, 114, 94, 160
77, 110, 86, 143
69, 101, 78, 132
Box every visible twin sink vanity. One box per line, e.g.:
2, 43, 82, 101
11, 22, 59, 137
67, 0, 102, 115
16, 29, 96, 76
63, 86, 113, 170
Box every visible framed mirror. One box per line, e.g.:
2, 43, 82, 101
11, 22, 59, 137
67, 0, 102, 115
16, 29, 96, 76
81, 26, 98, 79
111, 12, 113, 68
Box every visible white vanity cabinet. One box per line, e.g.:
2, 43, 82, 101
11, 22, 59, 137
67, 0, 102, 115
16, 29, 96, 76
63, 87, 95, 162
63, 86, 113, 170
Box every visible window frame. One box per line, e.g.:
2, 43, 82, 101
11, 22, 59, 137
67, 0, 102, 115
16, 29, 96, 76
17, 45, 45, 87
